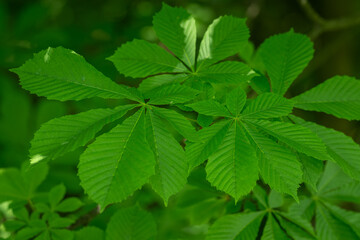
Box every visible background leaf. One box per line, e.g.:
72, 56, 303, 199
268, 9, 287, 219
106, 206, 157, 240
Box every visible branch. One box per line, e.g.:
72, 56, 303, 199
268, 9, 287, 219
297, 0, 360, 39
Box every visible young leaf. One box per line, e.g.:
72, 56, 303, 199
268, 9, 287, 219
146, 83, 199, 105
49, 184, 66, 209
206, 122, 258, 201
187, 100, 232, 117
106, 206, 157, 240
259, 30, 314, 95
293, 75, 360, 120
246, 119, 330, 160
153, 3, 196, 69
11, 47, 139, 101
226, 87, 247, 116
242, 93, 294, 119
108, 39, 186, 78
290, 115, 360, 181
186, 120, 232, 170
54, 198, 83, 212
196, 61, 253, 84
206, 211, 265, 240
197, 16, 249, 69
146, 110, 188, 205
244, 124, 302, 200
30, 105, 136, 164
152, 106, 198, 142
78, 108, 155, 208
0, 164, 48, 202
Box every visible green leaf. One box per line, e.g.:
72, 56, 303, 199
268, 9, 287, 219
325, 203, 360, 237
206, 122, 258, 201
259, 30, 314, 95
249, 74, 271, 94
186, 120, 232, 170
11, 47, 139, 101
138, 74, 188, 93
146, 83, 199, 105
268, 190, 283, 208
244, 124, 302, 200
153, 3, 196, 69
30, 105, 136, 164
187, 100, 232, 117
108, 39, 186, 78
293, 76, 360, 120
290, 115, 360, 181
146, 110, 188, 205
75, 227, 104, 240
0, 164, 48, 202
252, 185, 268, 208
288, 198, 315, 222
316, 162, 360, 203
196, 61, 253, 84
276, 214, 316, 240
242, 93, 294, 119
246, 119, 330, 160
316, 202, 359, 240
78, 108, 155, 208
297, 153, 323, 191
226, 87, 247, 116
55, 197, 83, 212
51, 229, 74, 240
206, 211, 265, 240
49, 184, 66, 209
152, 106, 198, 142
197, 16, 249, 69
197, 114, 213, 128
106, 206, 157, 240
261, 214, 290, 240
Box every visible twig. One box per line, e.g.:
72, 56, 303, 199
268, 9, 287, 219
297, 0, 360, 39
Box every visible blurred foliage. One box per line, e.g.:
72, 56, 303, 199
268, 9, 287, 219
0, 0, 359, 239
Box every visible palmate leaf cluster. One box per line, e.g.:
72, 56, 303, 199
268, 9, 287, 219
9, 3, 360, 239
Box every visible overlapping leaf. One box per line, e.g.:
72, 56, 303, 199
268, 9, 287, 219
29, 105, 136, 164
244, 124, 302, 200
146, 110, 188, 205
206, 122, 258, 201
290, 115, 360, 180
242, 93, 294, 119
197, 16, 249, 69
108, 39, 186, 78
78, 109, 155, 208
